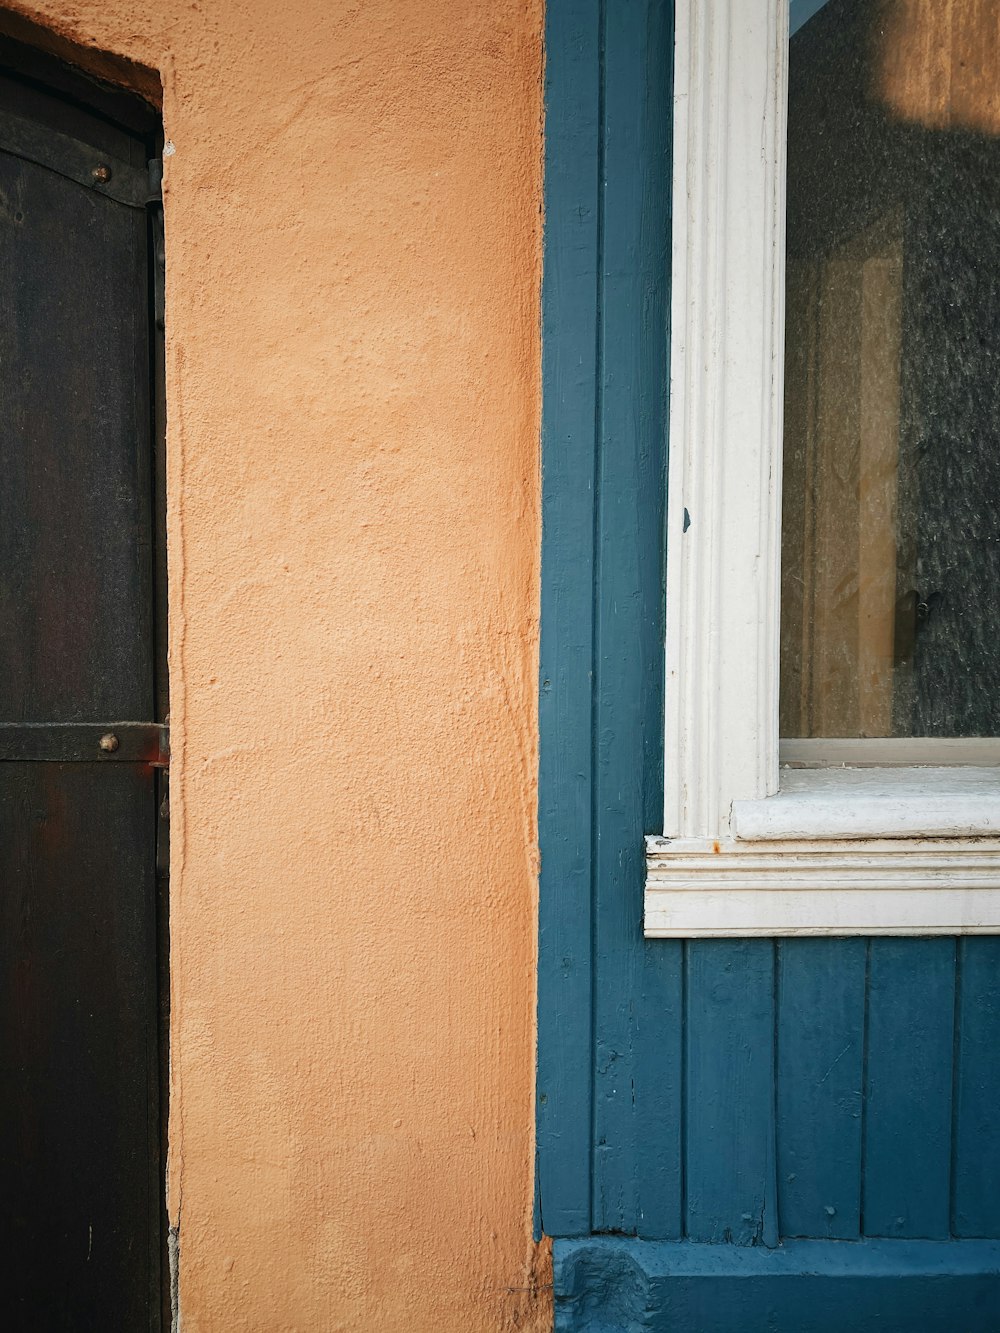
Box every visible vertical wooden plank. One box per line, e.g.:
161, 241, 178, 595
0, 132, 153, 725
536, 0, 602, 1238
685, 941, 778, 1245
590, 0, 678, 1239
777, 939, 866, 1239
953, 937, 1000, 1238
0, 764, 158, 1329
863, 938, 956, 1238
0, 56, 162, 1325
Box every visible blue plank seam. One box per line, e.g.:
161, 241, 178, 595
587, 0, 607, 1241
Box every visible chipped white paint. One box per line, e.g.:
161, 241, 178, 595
645, 834, 1000, 937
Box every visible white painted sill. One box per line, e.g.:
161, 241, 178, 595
733, 766, 1000, 840
644, 767, 1000, 938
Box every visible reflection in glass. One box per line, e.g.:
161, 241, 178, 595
780, 0, 1000, 738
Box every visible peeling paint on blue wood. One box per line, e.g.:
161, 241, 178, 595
553, 1237, 1000, 1333
777, 939, 865, 1239
863, 939, 956, 1238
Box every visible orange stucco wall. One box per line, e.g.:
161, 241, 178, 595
9, 2, 546, 1327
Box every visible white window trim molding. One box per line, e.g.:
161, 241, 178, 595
645, 0, 1000, 937
662, 0, 787, 844
646, 835, 1000, 937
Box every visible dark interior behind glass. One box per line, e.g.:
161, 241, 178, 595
780, 0, 1000, 738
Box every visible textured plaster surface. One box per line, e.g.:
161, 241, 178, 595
7, 2, 547, 1328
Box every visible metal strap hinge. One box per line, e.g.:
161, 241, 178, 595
0, 107, 160, 209
0, 722, 169, 766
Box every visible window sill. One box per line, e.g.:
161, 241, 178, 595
733, 766, 1000, 840
645, 767, 1000, 938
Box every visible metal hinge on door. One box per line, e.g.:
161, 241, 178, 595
0, 721, 169, 764
0, 718, 171, 873
0, 108, 163, 208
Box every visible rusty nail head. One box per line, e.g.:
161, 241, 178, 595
92, 164, 112, 184
99, 733, 119, 753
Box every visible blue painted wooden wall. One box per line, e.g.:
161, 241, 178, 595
537, 0, 1000, 1324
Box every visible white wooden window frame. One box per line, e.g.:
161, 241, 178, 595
644, 0, 1000, 938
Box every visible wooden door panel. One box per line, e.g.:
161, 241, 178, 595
0, 763, 158, 1328
0, 41, 163, 1331
0, 120, 153, 723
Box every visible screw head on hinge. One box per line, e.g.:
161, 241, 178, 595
92, 164, 112, 184
99, 733, 119, 753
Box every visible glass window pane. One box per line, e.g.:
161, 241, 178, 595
780, 0, 1000, 738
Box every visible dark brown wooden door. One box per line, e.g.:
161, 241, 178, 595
0, 39, 165, 1330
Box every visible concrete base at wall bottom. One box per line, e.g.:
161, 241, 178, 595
553, 1236, 1000, 1333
